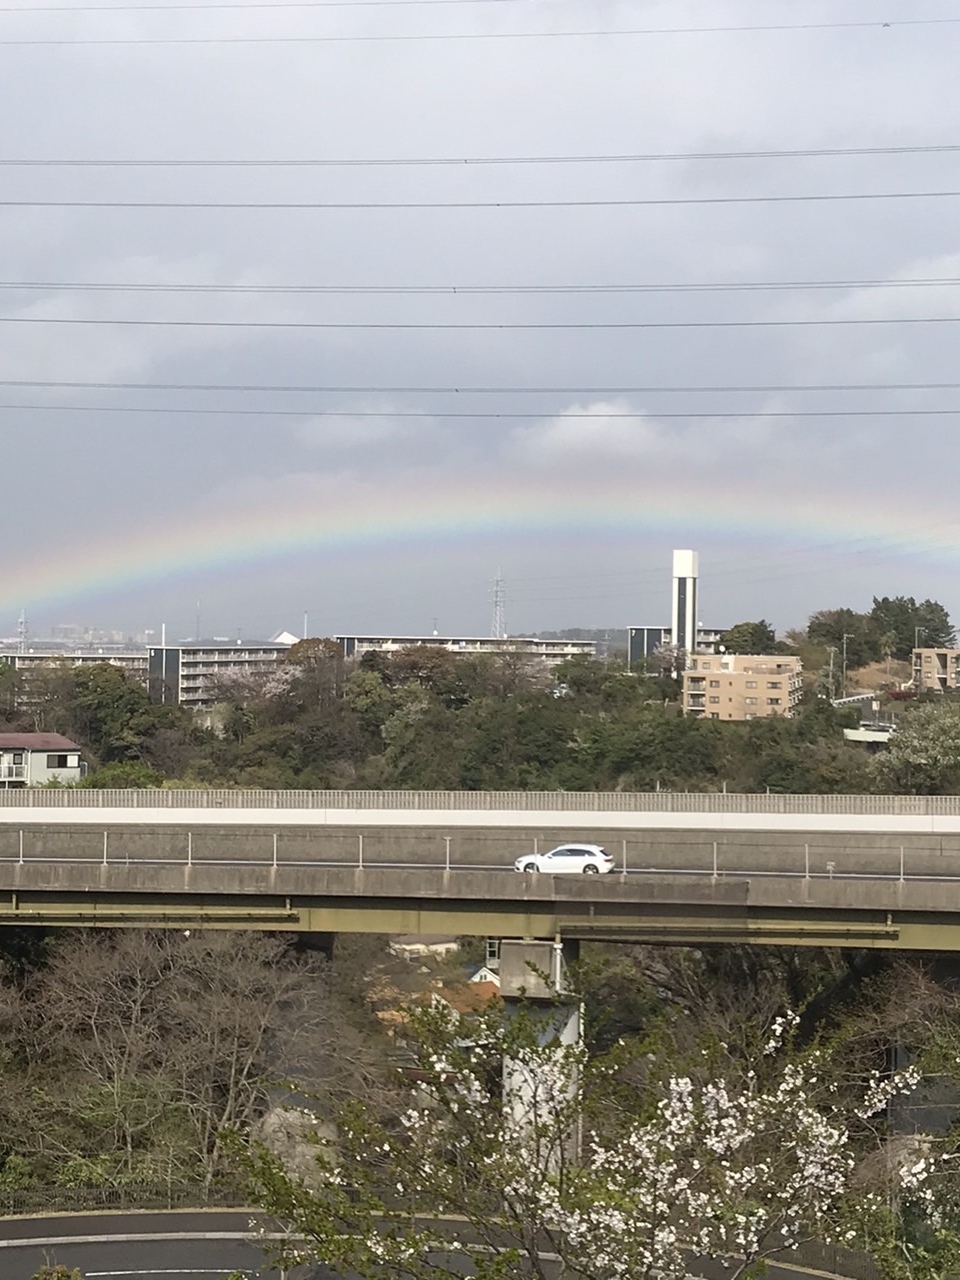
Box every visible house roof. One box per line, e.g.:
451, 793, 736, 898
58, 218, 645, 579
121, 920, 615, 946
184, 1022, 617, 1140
433, 982, 501, 1014
0, 733, 82, 751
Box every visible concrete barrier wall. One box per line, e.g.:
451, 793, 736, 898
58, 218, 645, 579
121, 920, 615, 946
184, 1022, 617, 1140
1, 822, 959, 880
4, 789, 960, 816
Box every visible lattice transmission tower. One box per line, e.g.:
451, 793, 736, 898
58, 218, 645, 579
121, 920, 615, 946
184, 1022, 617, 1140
491, 570, 506, 640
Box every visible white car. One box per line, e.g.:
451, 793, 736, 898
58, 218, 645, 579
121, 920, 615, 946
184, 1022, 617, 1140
514, 843, 615, 875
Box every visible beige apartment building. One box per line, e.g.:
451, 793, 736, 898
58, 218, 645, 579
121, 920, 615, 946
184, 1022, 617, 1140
683, 653, 803, 720
913, 647, 960, 693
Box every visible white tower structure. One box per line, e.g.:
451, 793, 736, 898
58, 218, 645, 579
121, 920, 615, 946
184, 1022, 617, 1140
671, 549, 698, 655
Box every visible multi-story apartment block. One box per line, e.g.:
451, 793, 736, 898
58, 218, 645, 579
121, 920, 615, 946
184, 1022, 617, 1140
913, 647, 960, 693
335, 634, 596, 665
148, 639, 294, 707
683, 653, 803, 720
0, 643, 149, 687
627, 624, 723, 667
1, 637, 295, 709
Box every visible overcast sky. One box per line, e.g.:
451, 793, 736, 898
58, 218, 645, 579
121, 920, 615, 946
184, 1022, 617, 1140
2, 0, 960, 643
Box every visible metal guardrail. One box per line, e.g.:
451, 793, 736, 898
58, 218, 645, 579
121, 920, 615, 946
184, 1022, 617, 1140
0, 843, 948, 883
0, 1182, 245, 1217
0, 788, 958, 815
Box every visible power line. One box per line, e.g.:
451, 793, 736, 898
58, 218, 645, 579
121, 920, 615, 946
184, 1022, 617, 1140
2, 143, 960, 166
2, 315, 960, 330
4, 378, 960, 394
2, 404, 960, 419
1, 277, 958, 296
1, 190, 959, 208
0, 0, 594, 8
0, 17, 955, 44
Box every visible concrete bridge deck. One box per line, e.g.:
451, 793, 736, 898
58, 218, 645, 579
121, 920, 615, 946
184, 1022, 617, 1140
0, 791, 959, 946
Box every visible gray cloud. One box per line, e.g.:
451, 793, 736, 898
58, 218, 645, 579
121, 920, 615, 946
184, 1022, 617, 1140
3, 0, 960, 640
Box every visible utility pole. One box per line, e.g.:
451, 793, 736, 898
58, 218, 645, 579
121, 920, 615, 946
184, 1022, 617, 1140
914, 626, 927, 692
826, 646, 837, 700
841, 633, 853, 698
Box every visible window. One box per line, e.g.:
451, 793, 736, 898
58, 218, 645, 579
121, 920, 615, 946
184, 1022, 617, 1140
46, 754, 70, 769
709, 696, 720, 704
767, 697, 781, 706
745, 697, 757, 705
12, 752, 22, 765
745, 680, 757, 688
709, 679, 720, 688
701, 661, 711, 669
767, 681, 782, 689
709, 713, 719, 719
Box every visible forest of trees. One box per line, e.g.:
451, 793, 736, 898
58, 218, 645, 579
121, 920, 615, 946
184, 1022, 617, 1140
5, 625, 960, 794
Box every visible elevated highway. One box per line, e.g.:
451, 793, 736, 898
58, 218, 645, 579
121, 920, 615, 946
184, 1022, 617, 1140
1, 790, 960, 947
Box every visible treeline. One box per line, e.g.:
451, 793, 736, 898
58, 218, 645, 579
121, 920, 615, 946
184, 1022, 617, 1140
5, 610, 960, 792
1, 640, 876, 793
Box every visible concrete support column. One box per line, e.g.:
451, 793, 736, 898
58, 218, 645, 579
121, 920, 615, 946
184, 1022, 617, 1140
499, 939, 582, 1167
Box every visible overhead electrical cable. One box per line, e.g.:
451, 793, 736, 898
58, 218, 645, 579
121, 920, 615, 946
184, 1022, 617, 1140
1, 315, 960, 330
2, 405, 959, 420
4, 378, 959, 394
1, 190, 959, 208
0, 17, 955, 43
0, 278, 956, 298
2, 143, 960, 165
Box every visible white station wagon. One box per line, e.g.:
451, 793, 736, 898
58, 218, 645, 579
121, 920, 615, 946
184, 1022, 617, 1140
514, 843, 615, 875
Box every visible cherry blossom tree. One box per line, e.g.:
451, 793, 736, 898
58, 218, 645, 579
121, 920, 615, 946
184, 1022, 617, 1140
235, 1001, 945, 1280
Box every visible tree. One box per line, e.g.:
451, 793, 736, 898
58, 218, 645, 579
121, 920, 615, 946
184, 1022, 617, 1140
236, 1000, 937, 1280
872, 702, 960, 794
79, 761, 165, 789
283, 637, 349, 709
871, 597, 955, 660
0, 659, 19, 723
31, 1268, 85, 1280
718, 619, 777, 653
16, 931, 388, 1190
807, 609, 878, 670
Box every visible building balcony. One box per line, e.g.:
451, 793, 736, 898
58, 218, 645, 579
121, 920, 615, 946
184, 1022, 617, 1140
0, 766, 25, 780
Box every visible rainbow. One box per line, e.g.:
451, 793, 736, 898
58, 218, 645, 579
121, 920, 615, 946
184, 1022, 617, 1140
1, 475, 957, 622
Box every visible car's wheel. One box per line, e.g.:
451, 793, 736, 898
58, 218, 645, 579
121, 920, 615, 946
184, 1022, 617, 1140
523, 862, 540, 873
583, 864, 599, 874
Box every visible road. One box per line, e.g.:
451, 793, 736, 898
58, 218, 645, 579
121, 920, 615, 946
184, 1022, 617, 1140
0, 1209, 873, 1280
0, 1210, 341, 1279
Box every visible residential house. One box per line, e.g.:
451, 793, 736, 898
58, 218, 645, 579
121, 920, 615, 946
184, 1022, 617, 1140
0, 733, 86, 788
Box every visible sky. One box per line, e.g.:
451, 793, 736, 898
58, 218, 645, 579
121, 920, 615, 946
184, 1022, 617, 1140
3, 0, 960, 643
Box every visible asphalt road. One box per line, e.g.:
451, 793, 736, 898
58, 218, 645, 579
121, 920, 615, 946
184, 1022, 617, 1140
0, 1209, 344, 1279
0, 1209, 867, 1280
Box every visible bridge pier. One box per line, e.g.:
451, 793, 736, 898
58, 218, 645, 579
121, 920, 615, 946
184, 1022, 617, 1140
499, 939, 582, 1167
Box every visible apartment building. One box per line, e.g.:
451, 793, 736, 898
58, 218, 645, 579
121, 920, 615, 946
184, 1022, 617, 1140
683, 653, 803, 720
1, 637, 295, 709
148, 638, 294, 707
912, 647, 960, 693
0, 644, 149, 695
335, 634, 596, 665
627, 625, 723, 666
